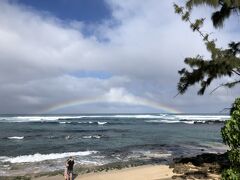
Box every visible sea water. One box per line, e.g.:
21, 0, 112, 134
0, 114, 229, 176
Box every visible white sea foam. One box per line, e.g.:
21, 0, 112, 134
112, 115, 163, 118
145, 120, 190, 124
65, 136, 71, 140
59, 122, 66, 124
145, 120, 200, 124
0, 156, 8, 161
82, 135, 102, 139
59, 121, 71, 124
129, 150, 172, 159
144, 114, 230, 124
8, 136, 24, 140
78, 121, 93, 124
0, 116, 85, 123
145, 120, 179, 123
175, 115, 230, 121
159, 120, 181, 123
1, 151, 97, 163
0, 114, 230, 123
97, 121, 107, 125
181, 121, 195, 124
93, 135, 101, 139
15, 116, 60, 122
143, 151, 172, 158
82, 136, 92, 139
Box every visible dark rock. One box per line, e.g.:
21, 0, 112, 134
171, 153, 230, 179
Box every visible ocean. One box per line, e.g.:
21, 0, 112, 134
0, 114, 230, 176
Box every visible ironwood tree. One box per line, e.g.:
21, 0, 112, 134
174, 0, 240, 95
174, 1, 240, 179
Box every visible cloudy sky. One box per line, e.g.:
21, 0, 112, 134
0, 0, 239, 114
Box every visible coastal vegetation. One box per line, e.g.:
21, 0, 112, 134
221, 98, 240, 179
174, 0, 240, 179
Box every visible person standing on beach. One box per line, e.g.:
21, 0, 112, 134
64, 156, 75, 180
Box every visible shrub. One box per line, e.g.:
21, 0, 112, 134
221, 98, 240, 179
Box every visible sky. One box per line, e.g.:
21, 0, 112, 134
0, 0, 239, 114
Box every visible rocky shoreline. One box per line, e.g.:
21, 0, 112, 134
171, 153, 229, 179
0, 158, 169, 180
0, 152, 229, 180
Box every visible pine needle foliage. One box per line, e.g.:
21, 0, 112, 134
173, 3, 240, 95
186, 0, 240, 28
174, 1, 240, 179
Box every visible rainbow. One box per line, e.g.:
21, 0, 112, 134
43, 95, 182, 114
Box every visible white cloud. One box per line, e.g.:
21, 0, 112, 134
0, 0, 238, 113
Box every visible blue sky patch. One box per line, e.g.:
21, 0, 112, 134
12, 0, 112, 23
69, 70, 112, 79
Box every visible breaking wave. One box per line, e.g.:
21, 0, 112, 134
0, 114, 229, 124
7, 136, 24, 140
1, 151, 97, 163
82, 135, 102, 139
97, 121, 107, 125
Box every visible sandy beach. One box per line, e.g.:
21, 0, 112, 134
33, 165, 174, 180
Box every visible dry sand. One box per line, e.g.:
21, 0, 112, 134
33, 165, 174, 180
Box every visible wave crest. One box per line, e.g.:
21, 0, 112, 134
1, 151, 97, 163
7, 136, 24, 140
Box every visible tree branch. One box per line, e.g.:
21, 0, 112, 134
210, 80, 240, 94
219, 107, 231, 113
232, 70, 240, 76
210, 83, 225, 94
